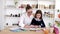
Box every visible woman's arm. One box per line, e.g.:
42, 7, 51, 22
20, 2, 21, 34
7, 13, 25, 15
30, 18, 39, 28
19, 15, 25, 28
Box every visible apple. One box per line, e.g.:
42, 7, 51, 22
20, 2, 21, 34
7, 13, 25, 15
58, 14, 60, 18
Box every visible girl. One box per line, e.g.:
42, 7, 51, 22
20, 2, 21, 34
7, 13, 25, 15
30, 10, 45, 28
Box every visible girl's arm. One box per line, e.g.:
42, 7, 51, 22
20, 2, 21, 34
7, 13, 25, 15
30, 18, 35, 25
41, 20, 45, 28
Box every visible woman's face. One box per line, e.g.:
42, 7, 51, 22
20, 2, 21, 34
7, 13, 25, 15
36, 14, 41, 19
27, 9, 32, 16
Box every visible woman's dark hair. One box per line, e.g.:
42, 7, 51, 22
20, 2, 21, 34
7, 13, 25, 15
26, 4, 32, 11
35, 10, 42, 19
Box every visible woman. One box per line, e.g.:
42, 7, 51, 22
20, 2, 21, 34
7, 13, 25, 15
30, 10, 45, 28
19, 4, 34, 28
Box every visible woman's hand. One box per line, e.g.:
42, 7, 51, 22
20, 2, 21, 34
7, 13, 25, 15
24, 25, 30, 28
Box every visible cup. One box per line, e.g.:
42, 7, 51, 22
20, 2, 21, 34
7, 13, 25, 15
43, 28, 49, 34
49, 28, 54, 33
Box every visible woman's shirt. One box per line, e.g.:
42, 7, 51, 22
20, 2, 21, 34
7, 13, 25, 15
19, 13, 34, 28
31, 18, 45, 28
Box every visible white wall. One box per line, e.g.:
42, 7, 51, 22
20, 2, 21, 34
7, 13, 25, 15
55, 0, 60, 9
5, 0, 15, 6
38, 1, 54, 5
0, 0, 5, 30
55, 0, 60, 20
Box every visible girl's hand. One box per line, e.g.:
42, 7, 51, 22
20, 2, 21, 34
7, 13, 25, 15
30, 25, 35, 28
30, 25, 39, 28
34, 25, 39, 28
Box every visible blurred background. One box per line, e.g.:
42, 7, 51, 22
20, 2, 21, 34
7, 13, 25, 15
1, 0, 60, 30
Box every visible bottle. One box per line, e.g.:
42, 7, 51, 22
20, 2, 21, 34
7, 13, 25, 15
18, 14, 20, 17
49, 23, 51, 27
11, 14, 12, 17
43, 28, 49, 34
15, 14, 17, 17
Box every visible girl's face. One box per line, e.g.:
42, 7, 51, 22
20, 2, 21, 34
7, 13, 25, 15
36, 14, 41, 19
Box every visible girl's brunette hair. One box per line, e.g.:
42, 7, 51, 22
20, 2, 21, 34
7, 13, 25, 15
35, 10, 42, 19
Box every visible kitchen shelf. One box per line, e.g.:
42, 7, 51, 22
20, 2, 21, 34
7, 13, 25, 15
38, 0, 55, 9
55, 18, 60, 21
5, 16, 20, 18
5, 15, 20, 17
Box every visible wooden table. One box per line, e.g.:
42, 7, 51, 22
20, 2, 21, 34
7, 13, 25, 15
0, 27, 55, 34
